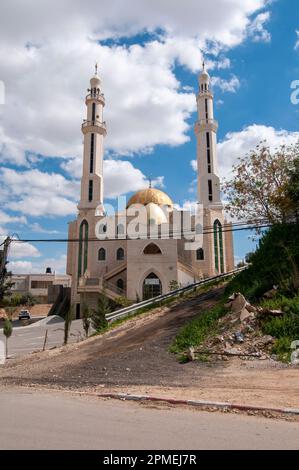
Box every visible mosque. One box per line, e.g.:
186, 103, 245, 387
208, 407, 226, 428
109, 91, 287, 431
66, 65, 234, 317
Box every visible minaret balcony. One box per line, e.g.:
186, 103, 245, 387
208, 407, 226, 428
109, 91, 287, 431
82, 119, 107, 135
194, 118, 218, 134
85, 93, 105, 106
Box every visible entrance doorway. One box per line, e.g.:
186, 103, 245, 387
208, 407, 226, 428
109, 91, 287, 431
143, 272, 162, 300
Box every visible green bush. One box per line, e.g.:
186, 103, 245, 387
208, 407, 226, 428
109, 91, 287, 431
271, 337, 293, 362
226, 223, 299, 300
260, 294, 299, 315
170, 302, 228, 354
262, 315, 299, 339
260, 293, 299, 362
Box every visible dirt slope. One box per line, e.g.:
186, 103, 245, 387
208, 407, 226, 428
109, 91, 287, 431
1, 287, 298, 410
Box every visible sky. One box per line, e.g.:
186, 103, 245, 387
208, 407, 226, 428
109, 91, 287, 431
0, 0, 299, 273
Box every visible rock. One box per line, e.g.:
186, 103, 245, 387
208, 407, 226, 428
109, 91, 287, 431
261, 309, 284, 317
254, 335, 274, 347
228, 293, 236, 301
263, 286, 278, 299
230, 293, 247, 314
290, 340, 299, 350
290, 350, 299, 365
234, 331, 244, 343
215, 335, 225, 343
246, 303, 257, 313
243, 324, 255, 334
187, 346, 196, 361
224, 347, 241, 355
240, 307, 255, 322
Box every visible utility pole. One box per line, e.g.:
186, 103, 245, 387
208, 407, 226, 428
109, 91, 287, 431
0, 236, 12, 302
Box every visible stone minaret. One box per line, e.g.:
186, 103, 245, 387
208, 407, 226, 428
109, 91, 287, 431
78, 65, 106, 214
193, 64, 234, 275
194, 64, 222, 210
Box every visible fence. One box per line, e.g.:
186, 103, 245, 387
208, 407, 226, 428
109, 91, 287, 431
106, 266, 247, 323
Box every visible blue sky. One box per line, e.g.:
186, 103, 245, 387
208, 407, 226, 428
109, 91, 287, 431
0, 0, 298, 273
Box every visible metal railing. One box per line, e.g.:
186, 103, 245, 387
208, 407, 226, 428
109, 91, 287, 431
197, 118, 218, 127
103, 279, 125, 297
82, 120, 107, 129
105, 266, 247, 323
86, 92, 105, 100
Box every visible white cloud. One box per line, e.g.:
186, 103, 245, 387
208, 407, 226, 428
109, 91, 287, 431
8, 254, 67, 274
174, 200, 198, 212
30, 223, 59, 234
295, 30, 299, 50
211, 75, 240, 93
190, 160, 197, 172
62, 157, 164, 199
0, 168, 79, 217
217, 124, 299, 180
0, 236, 41, 259
7, 261, 34, 274
248, 11, 271, 43
0, 210, 27, 226
0, 0, 269, 164
190, 124, 299, 182
0, 158, 163, 218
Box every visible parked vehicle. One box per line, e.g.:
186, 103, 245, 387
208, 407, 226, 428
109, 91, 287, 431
18, 310, 31, 320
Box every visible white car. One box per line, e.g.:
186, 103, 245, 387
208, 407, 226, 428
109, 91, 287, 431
18, 310, 31, 320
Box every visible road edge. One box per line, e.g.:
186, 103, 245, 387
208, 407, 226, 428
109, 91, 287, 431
98, 392, 299, 416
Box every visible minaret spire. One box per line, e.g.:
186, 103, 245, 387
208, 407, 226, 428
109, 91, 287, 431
95, 62, 98, 75
194, 65, 222, 208
78, 69, 107, 213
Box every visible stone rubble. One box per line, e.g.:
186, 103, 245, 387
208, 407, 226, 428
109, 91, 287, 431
194, 292, 283, 362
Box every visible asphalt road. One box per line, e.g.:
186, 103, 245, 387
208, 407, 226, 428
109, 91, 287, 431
0, 388, 298, 450
0, 318, 86, 358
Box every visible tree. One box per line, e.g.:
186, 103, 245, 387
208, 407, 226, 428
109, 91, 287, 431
81, 303, 91, 338
223, 142, 298, 224
3, 318, 13, 359
0, 237, 14, 305
286, 157, 299, 221
92, 293, 109, 331
64, 305, 74, 345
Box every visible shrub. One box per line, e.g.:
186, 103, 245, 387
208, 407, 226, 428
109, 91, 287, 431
170, 302, 228, 354
92, 294, 109, 331
226, 223, 299, 300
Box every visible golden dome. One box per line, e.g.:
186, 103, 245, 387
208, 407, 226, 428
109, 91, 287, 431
126, 188, 173, 208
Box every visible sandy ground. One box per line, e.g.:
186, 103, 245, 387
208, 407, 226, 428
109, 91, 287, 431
13, 304, 52, 318
0, 288, 298, 411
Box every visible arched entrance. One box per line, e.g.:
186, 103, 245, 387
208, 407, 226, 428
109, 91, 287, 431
142, 272, 162, 300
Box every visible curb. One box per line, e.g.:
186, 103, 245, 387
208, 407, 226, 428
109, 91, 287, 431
98, 392, 299, 416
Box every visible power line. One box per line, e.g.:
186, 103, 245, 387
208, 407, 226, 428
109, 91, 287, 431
6, 221, 287, 244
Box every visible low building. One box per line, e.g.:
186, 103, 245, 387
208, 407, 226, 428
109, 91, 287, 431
10, 270, 71, 303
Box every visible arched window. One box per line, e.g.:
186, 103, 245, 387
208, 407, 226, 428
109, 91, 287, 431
196, 248, 204, 260
78, 220, 88, 278
98, 247, 106, 261
116, 247, 124, 261
143, 272, 162, 300
143, 243, 162, 254
117, 278, 124, 290
214, 219, 224, 273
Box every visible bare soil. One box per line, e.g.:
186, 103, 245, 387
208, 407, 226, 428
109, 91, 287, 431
1, 288, 298, 410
